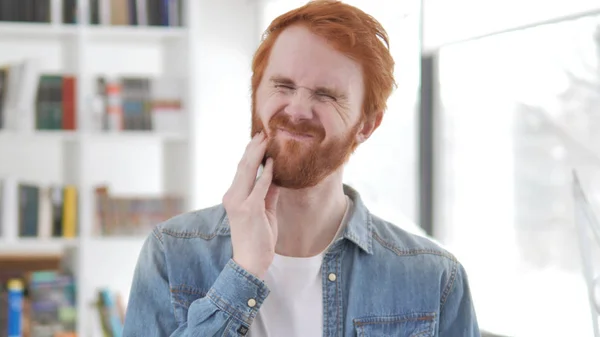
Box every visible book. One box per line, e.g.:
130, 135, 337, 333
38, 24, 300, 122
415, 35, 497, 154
94, 75, 184, 133
0, 0, 51, 23
94, 185, 184, 236
0, 178, 79, 240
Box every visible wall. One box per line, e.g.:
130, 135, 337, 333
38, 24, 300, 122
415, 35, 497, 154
188, 0, 261, 210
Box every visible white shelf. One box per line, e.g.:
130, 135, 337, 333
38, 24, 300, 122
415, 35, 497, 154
0, 23, 186, 42
0, 130, 78, 141
0, 237, 148, 256
88, 236, 148, 244
87, 25, 187, 42
0, 22, 77, 39
0, 238, 78, 256
80, 131, 188, 142
0, 130, 187, 142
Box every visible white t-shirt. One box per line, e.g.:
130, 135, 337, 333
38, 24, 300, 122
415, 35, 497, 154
248, 197, 352, 337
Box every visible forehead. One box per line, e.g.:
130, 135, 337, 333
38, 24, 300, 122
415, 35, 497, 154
265, 25, 363, 91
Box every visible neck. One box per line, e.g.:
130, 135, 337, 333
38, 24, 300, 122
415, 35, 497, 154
275, 170, 348, 257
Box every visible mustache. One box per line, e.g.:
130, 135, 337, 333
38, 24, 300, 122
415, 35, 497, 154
268, 114, 326, 140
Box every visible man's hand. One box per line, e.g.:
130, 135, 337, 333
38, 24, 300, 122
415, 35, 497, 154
222, 131, 280, 280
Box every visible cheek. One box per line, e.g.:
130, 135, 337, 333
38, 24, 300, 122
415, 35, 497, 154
256, 88, 287, 123
314, 106, 352, 140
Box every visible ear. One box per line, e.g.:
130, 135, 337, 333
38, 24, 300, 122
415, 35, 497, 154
355, 111, 383, 144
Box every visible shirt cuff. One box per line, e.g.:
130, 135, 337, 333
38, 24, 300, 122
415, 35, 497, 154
207, 259, 270, 326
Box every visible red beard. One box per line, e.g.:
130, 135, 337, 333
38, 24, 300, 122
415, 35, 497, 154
251, 111, 360, 189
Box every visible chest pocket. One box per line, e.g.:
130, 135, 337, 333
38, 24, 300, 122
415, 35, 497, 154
353, 312, 436, 337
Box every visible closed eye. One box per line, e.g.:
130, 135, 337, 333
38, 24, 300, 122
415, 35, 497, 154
316, 92, 337, 101
274, 84, 295, 90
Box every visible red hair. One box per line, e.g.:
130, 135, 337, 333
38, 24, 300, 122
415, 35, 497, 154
251, 0, 396, 123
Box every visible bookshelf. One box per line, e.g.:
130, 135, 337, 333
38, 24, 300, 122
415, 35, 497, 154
0, 0, 193, 335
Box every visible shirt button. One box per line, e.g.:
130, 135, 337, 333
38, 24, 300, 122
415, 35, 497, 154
328, 273, 337, 282
247, 298, 257, 308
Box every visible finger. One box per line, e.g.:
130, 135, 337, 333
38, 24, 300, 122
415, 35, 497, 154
249, 157, 274, 201
229, 132, 267, 199
265, 183, 280, 214
265, 183, 280, 237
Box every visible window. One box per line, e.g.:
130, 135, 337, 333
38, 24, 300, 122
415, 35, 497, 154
436, 13, 600, 336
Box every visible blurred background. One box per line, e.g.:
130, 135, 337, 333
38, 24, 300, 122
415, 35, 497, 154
0, 0, 599, 336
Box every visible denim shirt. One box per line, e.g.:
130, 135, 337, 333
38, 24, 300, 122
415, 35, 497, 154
123, 185, 480, 337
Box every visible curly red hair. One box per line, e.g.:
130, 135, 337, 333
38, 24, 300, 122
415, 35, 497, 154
251, 0, 396, 124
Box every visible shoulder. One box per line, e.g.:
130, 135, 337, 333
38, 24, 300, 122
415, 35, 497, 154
369, 213, 456, 263
366, 212, 463, 288
152, 203, 230, 243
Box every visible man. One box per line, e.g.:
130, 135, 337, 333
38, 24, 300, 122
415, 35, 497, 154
123, 1, 480, 336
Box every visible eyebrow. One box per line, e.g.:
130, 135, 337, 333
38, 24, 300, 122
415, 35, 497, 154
270, 75, 295, 86
269, 75, 346, 99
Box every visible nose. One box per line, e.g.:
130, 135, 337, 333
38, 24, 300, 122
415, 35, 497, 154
283, 88, 314, 123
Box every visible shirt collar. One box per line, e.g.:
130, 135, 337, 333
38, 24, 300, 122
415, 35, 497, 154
340, 184, 373, 254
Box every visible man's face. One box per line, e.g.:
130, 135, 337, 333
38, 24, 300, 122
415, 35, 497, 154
252, 24, 365, 189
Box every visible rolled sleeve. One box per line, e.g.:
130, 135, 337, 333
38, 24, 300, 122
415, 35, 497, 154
205, 259, 270, 326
